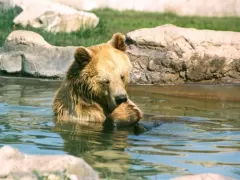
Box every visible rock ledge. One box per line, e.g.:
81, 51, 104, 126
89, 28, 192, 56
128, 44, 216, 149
126, 24, 240, 84
0, 146, 99, 180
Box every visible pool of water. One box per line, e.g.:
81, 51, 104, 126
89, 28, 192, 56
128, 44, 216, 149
0, 78, 239, 180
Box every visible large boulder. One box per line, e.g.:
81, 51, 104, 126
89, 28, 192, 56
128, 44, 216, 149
0, 30, 76, 77
126, 24, 240, 84
1, 0, 99, 33
51, 0, 240, 17
1, 27, 240, 84
0, 146, 99, 180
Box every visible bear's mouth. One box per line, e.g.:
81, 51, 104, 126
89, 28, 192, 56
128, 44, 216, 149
106, 97, 118, 112
107, 103, 117, 112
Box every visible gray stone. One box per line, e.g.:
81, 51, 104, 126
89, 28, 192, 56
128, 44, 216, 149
126, 24, 240, 84
1, 26, 240, 84
0, 30, 76, 78
51, 0, 240, 17
0, 52, 22, 73
0, 146, 99, 180
1, 0, 99, 33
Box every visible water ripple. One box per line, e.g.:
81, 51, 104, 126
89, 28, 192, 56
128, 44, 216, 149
0, 83, 239, 179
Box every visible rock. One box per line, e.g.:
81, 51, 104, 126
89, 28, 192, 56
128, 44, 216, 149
0, 146, 99, 180
3, 0, 99, 33
0, 52, 22, 73
0, 30, 76, 77
50, 0, 240, 17
126, 24, 240, 84
171, 173, 236, 180
1, 26, 240, 84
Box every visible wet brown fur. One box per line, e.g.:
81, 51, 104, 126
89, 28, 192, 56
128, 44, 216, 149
53, 33, 143, 126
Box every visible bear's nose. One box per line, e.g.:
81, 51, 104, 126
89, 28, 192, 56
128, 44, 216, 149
115, 95, 127, 105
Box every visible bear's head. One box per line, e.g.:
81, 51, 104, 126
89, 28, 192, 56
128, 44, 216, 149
66, 33, 132, 113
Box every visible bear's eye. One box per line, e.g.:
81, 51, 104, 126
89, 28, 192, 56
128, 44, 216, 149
121, 75, 125, 81
101, 79, 110, 85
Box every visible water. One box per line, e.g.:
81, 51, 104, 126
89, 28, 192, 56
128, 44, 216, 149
0, 78, 240, 180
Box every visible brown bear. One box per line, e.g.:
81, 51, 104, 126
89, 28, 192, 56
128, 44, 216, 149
53, 33, 143, 128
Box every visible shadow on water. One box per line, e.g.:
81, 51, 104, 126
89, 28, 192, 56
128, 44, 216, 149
0, 79, 240, 179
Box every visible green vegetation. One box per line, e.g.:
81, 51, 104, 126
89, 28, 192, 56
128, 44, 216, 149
0, 7, 240, 47
33, 170, 71, 180
0, 7, 22, 47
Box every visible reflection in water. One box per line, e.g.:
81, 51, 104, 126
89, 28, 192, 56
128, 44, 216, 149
0, 82, 240, 179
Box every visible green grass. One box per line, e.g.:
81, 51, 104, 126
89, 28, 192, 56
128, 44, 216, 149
0, 7, 240, 47
0, 7, 22, 47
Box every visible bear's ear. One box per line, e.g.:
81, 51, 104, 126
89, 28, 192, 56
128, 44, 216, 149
74, 47, 92, 65
108, 33, 127, 52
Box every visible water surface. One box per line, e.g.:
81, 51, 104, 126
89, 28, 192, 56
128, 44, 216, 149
0, 79, 239, 180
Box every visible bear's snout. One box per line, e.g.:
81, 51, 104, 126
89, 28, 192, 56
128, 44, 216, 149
115, 94, 128, 105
